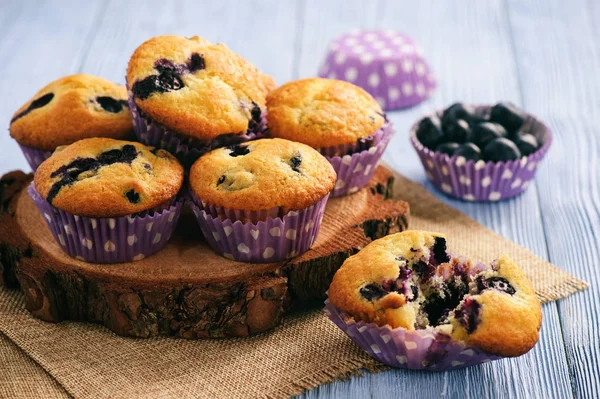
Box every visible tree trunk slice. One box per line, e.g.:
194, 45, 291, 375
0, 166, 409, 338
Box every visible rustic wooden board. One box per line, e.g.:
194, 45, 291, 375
0, 166, 408, 339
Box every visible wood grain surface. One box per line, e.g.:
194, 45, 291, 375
0, 0, 597, 398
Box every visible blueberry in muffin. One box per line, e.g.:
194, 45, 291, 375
266, 78, 394, 196
188, 138, 336, 262
9, 74, 134, 170
126, 35, 276, 166
328, 230, 542, 357
34, 138, 183, 217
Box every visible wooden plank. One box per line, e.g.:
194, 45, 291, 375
298, 0, 573, 397
506, 0, 600, 398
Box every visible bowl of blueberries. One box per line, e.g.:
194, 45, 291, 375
410, 102, 552, 201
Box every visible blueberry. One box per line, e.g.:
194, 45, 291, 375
442, 103, 480, 125
248, 102, 262, 131
132, 72, 183, 100
472, 122, 507, 147
453, 298, 481, 334
227, 144, 250, 157
443, 119, 472, 143
96, 96, 125, 113
432, 237, 450, 264
413, 260, 435, 282
360, 284, 387, 301
11, 92, 55, 123
514, 132, 539, 156
416, 116, 444, 149
477, 276, 516, 295
187, 53, 206, 72
435, 142, 460, 156
483, 138, 522, 162
453, 143, 482, 161
490, 102, 526, 134
217, 175, 226, 186
47, 145, 139, 203
290, 153, 302, 173
408, 285, 419, 302
125, 189, 140, 204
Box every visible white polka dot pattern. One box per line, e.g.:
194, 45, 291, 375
188, 193, 329, 263
319, 30, 436, 110
324, 300, 501, 370
28, 184, 183, 264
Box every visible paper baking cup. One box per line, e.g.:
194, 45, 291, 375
126, 86, 265, 168
324, 299, 500, 370
18, 144, 52, 171
319, 30, 436, 110
410, 106, 552, 202
188, 193, 329, 263
325, 121, 394, 197
28, 185, 183, 264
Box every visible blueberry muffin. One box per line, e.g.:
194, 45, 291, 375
9, 74, 134, 170
328, 230, 542, 357
30, 138, 184, 263
188, 138, 336, 262
34, 138, 183, 218
411, 102, 552, 201
266, 78, 394, 197
126, 35, 276, 166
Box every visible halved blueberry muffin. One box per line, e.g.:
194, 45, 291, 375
188, 138, 336, 262
9, 74, 134, 170
266, 78, 394, 197
126, 35, 276, 167
328, 230, 542, 360
30, 138, 184, 263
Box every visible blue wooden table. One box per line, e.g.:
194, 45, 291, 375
0, 1, 598, 397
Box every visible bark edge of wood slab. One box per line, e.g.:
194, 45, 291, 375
0, 166, 409, 338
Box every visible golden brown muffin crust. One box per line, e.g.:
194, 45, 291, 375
10, 74, 133, 151
34, 138, 184, 218
127, 35, 276, 140
266, 78, 385, 148
189, 138, 336, 211
328, 230, 542, 357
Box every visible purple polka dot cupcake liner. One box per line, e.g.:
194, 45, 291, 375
319, 30, 436, 110
324, 121, 394, 197
18, 144, 52, 171
324, 299, 500, 371
28, 185, 184, 264
126, 86, 266, 168
410, 106, 552, 202
188, 192, 329, 263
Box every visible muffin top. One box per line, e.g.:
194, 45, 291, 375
266, 78, 386, 148
34, 138, 184, 218
189, 138, 336, 211
328, 230, 542, 357
127, 35, 276, 140
10, 74, 133, 151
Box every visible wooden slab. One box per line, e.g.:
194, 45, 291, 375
0, 166, 409, 338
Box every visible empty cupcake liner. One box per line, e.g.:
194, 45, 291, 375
319, 30, 436, 110
325, 121, 394, 197
126, 86, 265, 168
410, 106, 552, 202
188, 192, 329, 263
18, 144, 52, 171
28, 185, 184, 264
324, 299, 500, 370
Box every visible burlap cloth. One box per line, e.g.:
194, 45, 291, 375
0, 172, 587, 399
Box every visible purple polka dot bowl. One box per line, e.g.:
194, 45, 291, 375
28, 184, 184, 264
319, 30, 436, 110
324, 299, 500, 370
410, 105, 552, 202
188, 191, 329, 263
